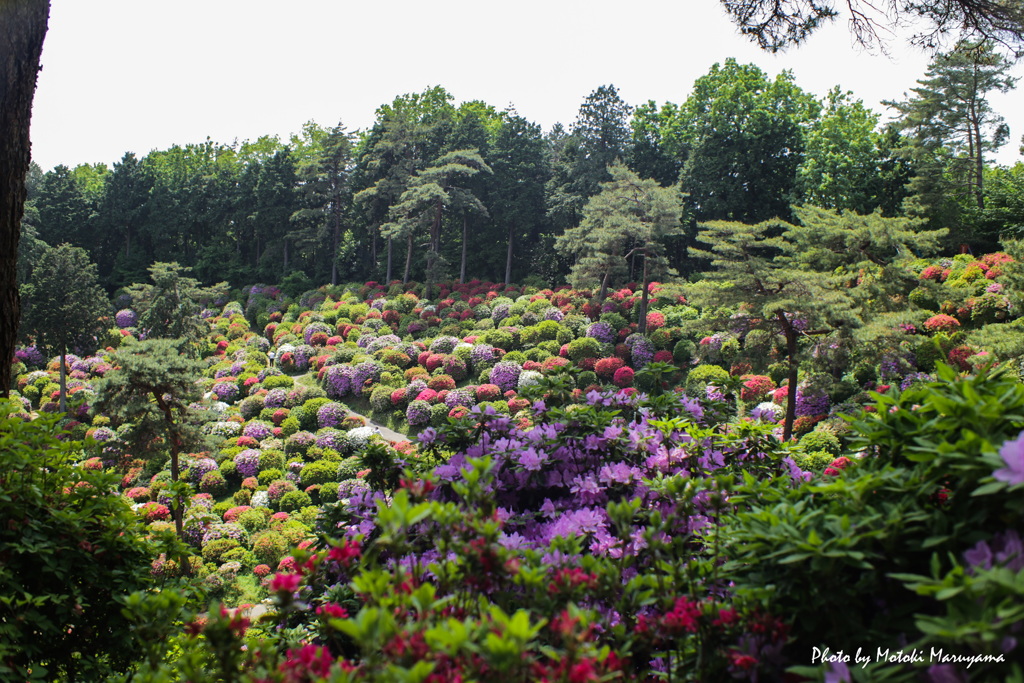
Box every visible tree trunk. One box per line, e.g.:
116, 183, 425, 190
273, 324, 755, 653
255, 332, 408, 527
0, 0, 50, 399
282, 238, 289, 273
777, 311, 799, 441
58, 346, 67, 413
460, 214, 467, 284
505, 223, 514, 285
637, 253, 649, 335
403, 233, 412, 284
386, 235, 393, 282
598, 269, 611, 302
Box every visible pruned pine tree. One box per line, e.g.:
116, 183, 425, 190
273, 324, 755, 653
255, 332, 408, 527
94, 338, 210, 543
19, 243, 108, 412
686, 219, 856, 440
124, 261, 226, 351
382, 149, 491, 294
556, 162, 682, 329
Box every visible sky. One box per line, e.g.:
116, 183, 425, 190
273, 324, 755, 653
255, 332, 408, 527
28, 0, 1024, 172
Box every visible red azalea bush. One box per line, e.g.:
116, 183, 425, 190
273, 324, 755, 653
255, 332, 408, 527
476, 384, 502, 402
924, 314, 961, 333
612, 366, 635, 387
595, 356, 626, 380
740, 375, 775, 402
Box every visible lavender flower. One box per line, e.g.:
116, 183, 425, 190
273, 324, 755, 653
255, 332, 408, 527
490, 361, 522, 393
429, 336, 461, 354
211, 382, 239, 402
317, 402, 348, 429
585, 322, 615, 344
242, 420, 274, 441
263, 388, 288, 409
115, 309, 138, 328
234, 449, 261, 478
994, 431, 1024, 485
323, 365, 353, 399
316, 428, 351, 454
406, 399, 432, 426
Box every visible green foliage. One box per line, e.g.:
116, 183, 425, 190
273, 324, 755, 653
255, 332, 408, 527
797, 429, 842, 456
0, 405, 171, 680
685, 363, 730, 393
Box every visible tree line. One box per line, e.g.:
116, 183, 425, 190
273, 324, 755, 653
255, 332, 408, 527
17, 42, 1024, 298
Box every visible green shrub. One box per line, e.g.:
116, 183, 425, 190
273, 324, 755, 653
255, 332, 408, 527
672, 339, 696, 365
0, 406, 164, 680
798, 430, 842, 457
259, 450, 285, 472
301, 460, 340, 488
257, 468, 283, 486
567, 336, 602, 361
200, 470, 229, 496
202, 538, 241, 564
278, 489, 313, 513
262, 374, 294, 390
236, 508, 269, 534
319, 481, 340, 502
685, 363, 729, 393
251, 530, 289, 566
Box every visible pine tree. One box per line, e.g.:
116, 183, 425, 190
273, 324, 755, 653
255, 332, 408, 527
19, 243, 108, 411
93, 338, 210, 541
124, 261, 225, 351
556, 162, 682, 326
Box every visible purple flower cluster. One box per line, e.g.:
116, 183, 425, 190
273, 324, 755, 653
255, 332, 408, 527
470, 344, 498, 369
994, 431, 1024, 486
429, 336, 461, 354
491, 303, 511, 322
349, 361, 382, 397
263, 388, 288, 409
234, 449, 261, 478
285, 431, 316, 455
315, 428, 350, 453
317, 402, 348, 429
445, 388, 475, 409
585, 322, 615, 344
366, 334, 402, 354
963, 530, 1024, 571
406, 400, 432, 426
212, 382, 239, 402
490, 361, 522, 393
115, 309, 138, 328
303, 321, 333, 345
242, 420, 274, 441
14, 346, 44, 367
625, 334, 655, 367
794, 386, 830, 418
543, 307, 564, 322
186, 457, 219, 485
323, 365, 353, 399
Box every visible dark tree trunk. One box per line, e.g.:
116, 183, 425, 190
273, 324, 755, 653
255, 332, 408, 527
505, 223, 514, 285
403, 233, 412, 283
776, 311, 799, 441
460, 214, 467, 284
637, 253, 649, 335
386, 235, 393, 282
0, 0, 49, 399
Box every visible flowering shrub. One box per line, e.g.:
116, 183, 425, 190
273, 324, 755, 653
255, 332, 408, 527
923, 314, 961, 333
612, 366, 634, 387
594, 356, 625, 380
489, 361, 522, 393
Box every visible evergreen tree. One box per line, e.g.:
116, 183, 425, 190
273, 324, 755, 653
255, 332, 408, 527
124, 261, 225, 351
686, 219, 855, 439
887, 41, 1016, 244
290, 122, 354, 285
556, 162, 682, 326
19, 243, 108, 411
93, 338, 210, 540
546, 85, 633, 235
486, 111, 549, 284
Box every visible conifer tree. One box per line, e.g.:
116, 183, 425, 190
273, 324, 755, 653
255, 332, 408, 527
124, 261, 225, 351
19, 243, 108, 411
93, 338, 210, 540
556, 162, 682, 327
686, 219, 855, 439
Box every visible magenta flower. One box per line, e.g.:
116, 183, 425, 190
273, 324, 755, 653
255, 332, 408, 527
994, 431, 1024, 485
270, 572, 301, 594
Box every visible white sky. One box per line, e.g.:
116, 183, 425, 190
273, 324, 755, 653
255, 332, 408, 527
29, 0, 1024, 172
